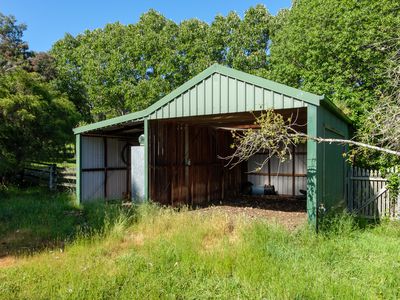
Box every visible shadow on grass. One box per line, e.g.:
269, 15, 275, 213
0, 187, 135, 257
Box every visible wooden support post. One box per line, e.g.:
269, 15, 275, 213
292, 145, 296, 196
268, 159, 271, 185
49, 164, 57, 191
347, 166, 354, 212
397, 173, 400, 219
184, 124, 190, 204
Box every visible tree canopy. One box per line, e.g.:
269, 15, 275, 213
0, 14, 79, 181
50, 2, 400, 132
0, 13, 31, 72
0, 69, 79, 175
269, 0, 399, 126
1, 0, 400, 176
51, 6, 273, 122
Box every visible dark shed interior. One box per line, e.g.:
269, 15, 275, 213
149, 109, 307, 207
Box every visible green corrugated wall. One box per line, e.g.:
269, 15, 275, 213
149, 73, 308, 120
317, 105, 350, 216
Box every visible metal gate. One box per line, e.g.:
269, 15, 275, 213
348, 166, 399, 219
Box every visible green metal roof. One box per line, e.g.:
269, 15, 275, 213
74, 64, 349, 134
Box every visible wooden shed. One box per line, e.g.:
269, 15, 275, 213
73, 64, 352, 225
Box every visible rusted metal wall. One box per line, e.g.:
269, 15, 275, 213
81, 136, 135, 202
149, 121, 241, 206
247, 143, 307, 196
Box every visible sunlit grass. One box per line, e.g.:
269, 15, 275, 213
1, 189, 400, 299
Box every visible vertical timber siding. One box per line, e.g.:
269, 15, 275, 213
149, 121, 241, 206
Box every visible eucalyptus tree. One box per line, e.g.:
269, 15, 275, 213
269, 0, 400, 127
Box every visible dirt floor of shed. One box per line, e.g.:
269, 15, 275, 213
192, 196, 307, 230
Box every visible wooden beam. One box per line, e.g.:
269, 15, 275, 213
248, 172, 306, 178
185, 124, 189, 204
292, 144, 296, 196
82, 133, 141, 139
268, 159, 271, 185
82, 167, 128, 172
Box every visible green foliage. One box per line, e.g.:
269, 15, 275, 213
227, 109, 307, 171
0, 13, 31, 71
269, 0, 399, 128
0, 13, 79, 181
28, 52, 57, 81
51, 6, 273, 122
385, 171, 400, 203
2, 191, 400, 298
0, 69, 79, 178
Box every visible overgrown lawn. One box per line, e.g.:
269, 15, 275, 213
1, 188, 400, 299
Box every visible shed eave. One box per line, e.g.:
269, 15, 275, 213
73, 113, 146, 134
320, 97, 353, 126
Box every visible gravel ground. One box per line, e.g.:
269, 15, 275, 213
193, 196, 307, 230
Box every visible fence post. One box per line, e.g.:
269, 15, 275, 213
348, 166, 353, 212
48, 164, 57, 191
397, 173, 400, 219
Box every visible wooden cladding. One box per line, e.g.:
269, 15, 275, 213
149, 120, 241, 206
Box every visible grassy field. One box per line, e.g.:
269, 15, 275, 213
1, 188, 400, 299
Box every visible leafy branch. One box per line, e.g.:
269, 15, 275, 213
221, 109, 400, 172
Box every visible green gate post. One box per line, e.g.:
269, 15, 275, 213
307, 105, 318, 229
75, 134, 81, 205
144, 119, 149, 201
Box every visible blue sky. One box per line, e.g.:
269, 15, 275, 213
1, 1, 292, 52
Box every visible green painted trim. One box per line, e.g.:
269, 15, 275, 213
215, 64, 323, 105
75, 134, 81, 205
73, 64, 325, 134
144, 118, 149, 201
320, 97, 353, 126
306, 105, 318, 228
73, 115, 145, 134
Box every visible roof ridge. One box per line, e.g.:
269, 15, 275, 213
74, 64, 350, 134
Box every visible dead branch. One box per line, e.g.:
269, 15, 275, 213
220, 109, 400, 172
297, 133, 400, 157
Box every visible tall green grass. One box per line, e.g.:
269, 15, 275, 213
0, 187, 134, 256
1, 189, 400, 299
